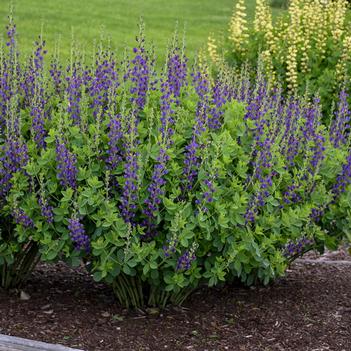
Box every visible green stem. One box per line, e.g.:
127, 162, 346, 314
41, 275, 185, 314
1, 241, 39, 290
117, 275, 130, 309
112, 281, 124, 306
148, 285, 154, 306
124, 275, 138, 308
16, 244, 39, 286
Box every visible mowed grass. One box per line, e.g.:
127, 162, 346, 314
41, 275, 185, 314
0, 0, 285, 62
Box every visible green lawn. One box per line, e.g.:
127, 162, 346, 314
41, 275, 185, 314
0, 0, 285, 62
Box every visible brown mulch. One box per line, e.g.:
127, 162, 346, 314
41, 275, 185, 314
0, 249, 350, 351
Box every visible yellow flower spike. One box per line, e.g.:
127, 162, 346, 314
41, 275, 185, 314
336, 35, 351, 84
329, 0, 348, 43
261, 49, 276, 84
197, 47, 212, 79
285, 0, 303, 90
286, 43, 298, 91
228, 0, 249, 53
254, 0, 274, 53
254, 0, 270, 33
222, 0, 350, 93
207, 35, 219, 63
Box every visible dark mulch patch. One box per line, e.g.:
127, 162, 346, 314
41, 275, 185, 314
0, 250, 350, 351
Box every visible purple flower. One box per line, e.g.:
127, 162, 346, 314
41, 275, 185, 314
279, 97, 301, 166
106, 114, 123, 169
12, 208, 34, 228
208, 79, 229, 130
244, 74, 268, 123
231, 65, 251, 102
38, 196, 54, 224
0, 137, 29, 199
141, 79, 176, 236
55, 137, 78, 189
196, 174, 216, 214
89, 51, 119, 118
0, 69, 11, 133
68, 217, 90, 251
0, 19, 20, 133
182, 69, 210, 193
5, 17, 19, 76
281, 97, 326, 207
163, 238, 178, 258
183, 137, 201, 192
310, 207, 324, 222
330, 89, 350, 148
192, 68, 210, 100
159, 79, 175, 141
127, 32, 150, 113
244, 137, 274, 223
49, 57, 64, 96
309, 133, 325, 173
65, 63, 83, 125
176, 250, 196, 271
167, 45, 187, 101
120, 144, 139, 224
202, 178, 215, 203
331, 149, 351, 199
283, 236, 314, 259
21, 37, 46, 106
244, 205, 256, 224
142, 148, 169, 236
30, 86, 48, 149
283, 184, 302, 205
6, 19, 16, 49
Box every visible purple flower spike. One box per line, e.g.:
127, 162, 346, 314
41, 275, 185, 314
176, 250, 196, 271
182, 68, 210, 194
163, 239, 178, 258
332, 149, 351, 200
21, 37, 46, 105
128, 41, 150, 113
89, 51, 119, 118
68, 217, 90, 252
106, 114, 123, 169
12, 208, 34, 228
55, 137, 78, 190
330, 90, 350, 148
38, 196, 54, 224
167, 45, 187, 101
65, 64, 83, 125
283, 236, 314, 259
310, 207, 325, 222
208, 79, 229, 130
0, 137, 29, 199
31, 95, 48, 149
120, 147, 139, 224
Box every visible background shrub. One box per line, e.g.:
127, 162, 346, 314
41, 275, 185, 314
208, 0, 351, 114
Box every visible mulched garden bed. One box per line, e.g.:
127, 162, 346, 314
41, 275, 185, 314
0, 250, 350, 351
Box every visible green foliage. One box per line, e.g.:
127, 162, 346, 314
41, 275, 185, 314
2, 92, 349, 306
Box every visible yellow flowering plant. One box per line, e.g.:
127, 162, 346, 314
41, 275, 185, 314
210, 0, 351, 112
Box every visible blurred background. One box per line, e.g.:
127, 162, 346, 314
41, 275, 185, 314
0, 0, 286, 61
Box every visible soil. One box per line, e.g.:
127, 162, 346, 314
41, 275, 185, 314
0, 249, 350, 351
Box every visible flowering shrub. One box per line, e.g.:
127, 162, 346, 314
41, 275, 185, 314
208, 0, 351, 110
0, 18, 350, 307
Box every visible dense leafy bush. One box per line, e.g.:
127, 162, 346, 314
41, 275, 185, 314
208, 0, 351, 111
0, 18, 350, 308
